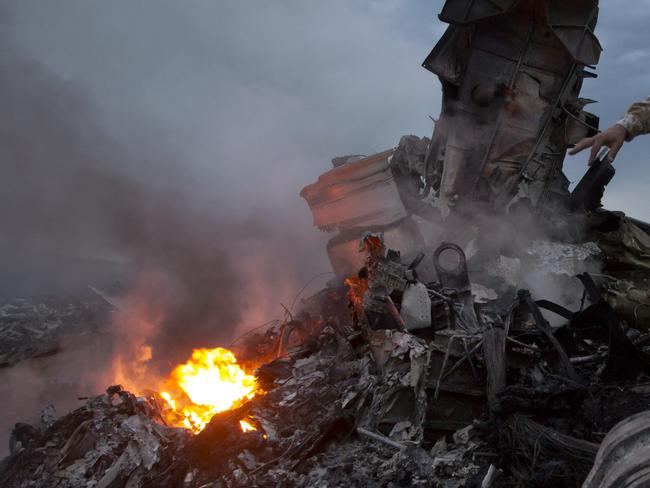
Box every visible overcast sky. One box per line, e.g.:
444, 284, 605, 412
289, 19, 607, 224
5, 0, 650, 224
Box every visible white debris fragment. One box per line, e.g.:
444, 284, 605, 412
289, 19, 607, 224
471, 284, 498, 303
526, 240, 601, 275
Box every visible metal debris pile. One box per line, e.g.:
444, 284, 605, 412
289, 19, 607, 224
0, 288, 445, 487
1, 385, 190, 487
4, 226, 650, 487
5, 132, 650, 486
0, 296, 109, 368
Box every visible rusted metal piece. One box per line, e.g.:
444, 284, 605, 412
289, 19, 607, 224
300, 150, 402, 232
300, 150, 428, 277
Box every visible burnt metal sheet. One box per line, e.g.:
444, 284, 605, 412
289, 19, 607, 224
421, 0, 602, 212
300, 150, 406, 231
547, 0, 602, 66
422, 26, 467, 84
439, 0, 520, 25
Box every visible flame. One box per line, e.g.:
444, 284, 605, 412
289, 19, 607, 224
344, 233, 383, 309
361, 234, 384, 259
239, 419, 256, 432
159, 347, 259, 433
345, 275, 368, 308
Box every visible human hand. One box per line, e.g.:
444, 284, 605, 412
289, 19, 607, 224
569, 124, 628, 164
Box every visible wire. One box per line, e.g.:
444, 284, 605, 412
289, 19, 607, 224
228, 319, 280, 347
228, 271, 335, 347
288, 271, 335, 313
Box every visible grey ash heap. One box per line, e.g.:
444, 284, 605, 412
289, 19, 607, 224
4, 1, 650, 487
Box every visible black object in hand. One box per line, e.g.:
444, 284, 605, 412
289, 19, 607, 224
569, 148, 616, 212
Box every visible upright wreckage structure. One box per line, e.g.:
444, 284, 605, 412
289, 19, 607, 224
423, 0, 602, 212
302, 0, 604, 277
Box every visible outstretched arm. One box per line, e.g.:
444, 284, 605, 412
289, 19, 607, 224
617, 96, 650, 141
569, 96, 650, 164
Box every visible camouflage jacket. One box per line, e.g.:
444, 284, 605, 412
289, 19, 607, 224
617, 96, 650, 141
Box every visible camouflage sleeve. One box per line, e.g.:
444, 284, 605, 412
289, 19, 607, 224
616, 96, 650, 141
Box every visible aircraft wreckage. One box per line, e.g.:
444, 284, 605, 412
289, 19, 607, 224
4, 1, 650, 487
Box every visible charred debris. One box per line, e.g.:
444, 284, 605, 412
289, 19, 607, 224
4, 0, 650, 487
5, 223, 650, 487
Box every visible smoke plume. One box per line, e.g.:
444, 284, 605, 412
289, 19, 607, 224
0, 8, 330, 451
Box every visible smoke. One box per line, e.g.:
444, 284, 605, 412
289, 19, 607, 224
0, 0, 444, 450
0, 0, 332, 326
0, 6, 333, 451
417, 197, 602, 324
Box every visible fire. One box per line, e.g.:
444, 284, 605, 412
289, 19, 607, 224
159, 347, 259, 433
239, 419, 256, 432
345, 275, 368, 308
345, 233, 383, 308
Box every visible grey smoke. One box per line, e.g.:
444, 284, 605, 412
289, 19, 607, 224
0, 0, 442, 450
0, 0, 446, 364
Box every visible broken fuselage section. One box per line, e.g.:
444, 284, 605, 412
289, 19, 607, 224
422, 0, 602, 214
301, 0, 604, 278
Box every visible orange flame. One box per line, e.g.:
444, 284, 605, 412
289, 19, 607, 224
344, 275, 368, 308
159, 347, 259, 433
239, 419, 256, 432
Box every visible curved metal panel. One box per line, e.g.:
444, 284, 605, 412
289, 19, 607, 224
547, 0, 602, 66
439, 0, 520, 25
422, 26, 467, 84
583, 410, 650, 487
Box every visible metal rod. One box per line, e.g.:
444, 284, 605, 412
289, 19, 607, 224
385, 296, 407, 331
357, 427, 404, 450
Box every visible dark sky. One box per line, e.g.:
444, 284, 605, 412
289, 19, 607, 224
4, 0, 650, 229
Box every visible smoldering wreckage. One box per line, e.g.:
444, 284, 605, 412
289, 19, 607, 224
3, 1, 650, 487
